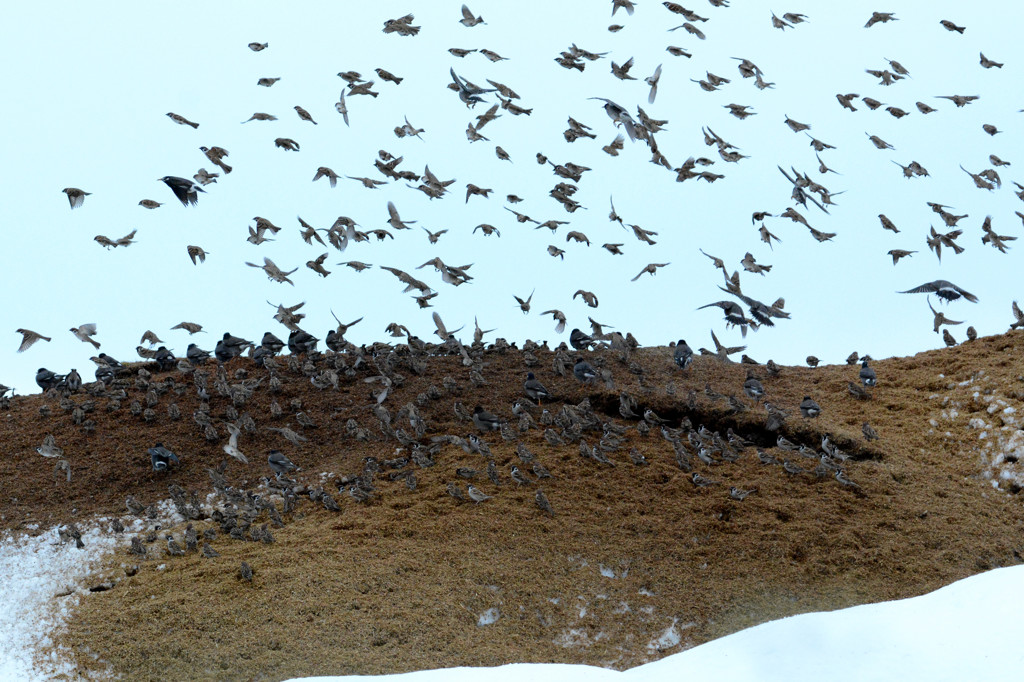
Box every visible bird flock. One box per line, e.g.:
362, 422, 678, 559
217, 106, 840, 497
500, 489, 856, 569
10, 2, 1024, 397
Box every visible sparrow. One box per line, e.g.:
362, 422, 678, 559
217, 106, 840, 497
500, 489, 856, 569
459, 4, 485, 26
248, 42, 268, 51
167, 112, 199, 128
466, 484, 492, 503
242, 112, 277, 123
199, 146, 231, 173
70, 324, 101, 349
62, 187, 90, 209
535, 489, 554, 516
294, 105, 317, 124
223, 423, 249, 464
187, 245, 208, 264
16, 329, 51, 352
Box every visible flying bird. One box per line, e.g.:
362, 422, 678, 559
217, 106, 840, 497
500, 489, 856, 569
159, 176, 205, 206
899, 280, 978, 303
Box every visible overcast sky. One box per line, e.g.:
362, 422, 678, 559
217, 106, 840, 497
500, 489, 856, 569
3, 1, 1021, 392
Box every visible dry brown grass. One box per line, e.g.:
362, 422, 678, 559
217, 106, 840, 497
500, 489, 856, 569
3, 333, 1024, 680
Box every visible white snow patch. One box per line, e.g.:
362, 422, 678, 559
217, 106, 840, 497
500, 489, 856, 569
0, 511, 173, 681
477, 608, 501, 627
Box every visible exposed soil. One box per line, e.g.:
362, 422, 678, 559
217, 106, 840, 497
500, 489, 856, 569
2, 334, 1023, 681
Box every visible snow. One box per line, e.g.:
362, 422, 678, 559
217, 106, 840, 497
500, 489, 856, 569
4, 522, 1024, 681
0, 505, 182, 680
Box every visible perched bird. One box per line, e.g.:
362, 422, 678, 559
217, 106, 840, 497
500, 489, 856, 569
573, 357, 597, 383
159, 176, 205, 206
743, 371, 765, 403
472, 406, 502, 432
535, 489, 554, 516
674, 340, 693, 370
859, 359, 877, 387
268, 450, 299, 478
148, 443, 179, 471
524, 373, 552, 403
943, 329, 957, 347
466, 484, 492, 503
799, 396, 821, 418
569, 328, 594, 350
862, 422, 879, 441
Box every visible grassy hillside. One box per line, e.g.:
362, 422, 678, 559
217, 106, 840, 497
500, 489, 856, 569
2, 334, 1023, 680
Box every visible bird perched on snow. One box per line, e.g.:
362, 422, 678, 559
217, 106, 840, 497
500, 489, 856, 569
799, 396, 821, 418
160, 176, 205, 206
899, 280, 978, 303
859, 359, 877, 387
148, 443, 179, 471
674, 340, 693, 370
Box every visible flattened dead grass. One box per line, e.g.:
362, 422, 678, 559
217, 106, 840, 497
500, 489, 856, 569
3, 334, 1024, 680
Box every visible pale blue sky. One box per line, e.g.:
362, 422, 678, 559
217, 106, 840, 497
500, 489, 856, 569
2, 1, 1021, 392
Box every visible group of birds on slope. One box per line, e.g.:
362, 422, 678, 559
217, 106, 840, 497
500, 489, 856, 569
32, 305, 888, 580
38, 2, 1024, 390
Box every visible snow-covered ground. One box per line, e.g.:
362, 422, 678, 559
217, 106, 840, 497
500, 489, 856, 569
4, 521, 1022, 681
